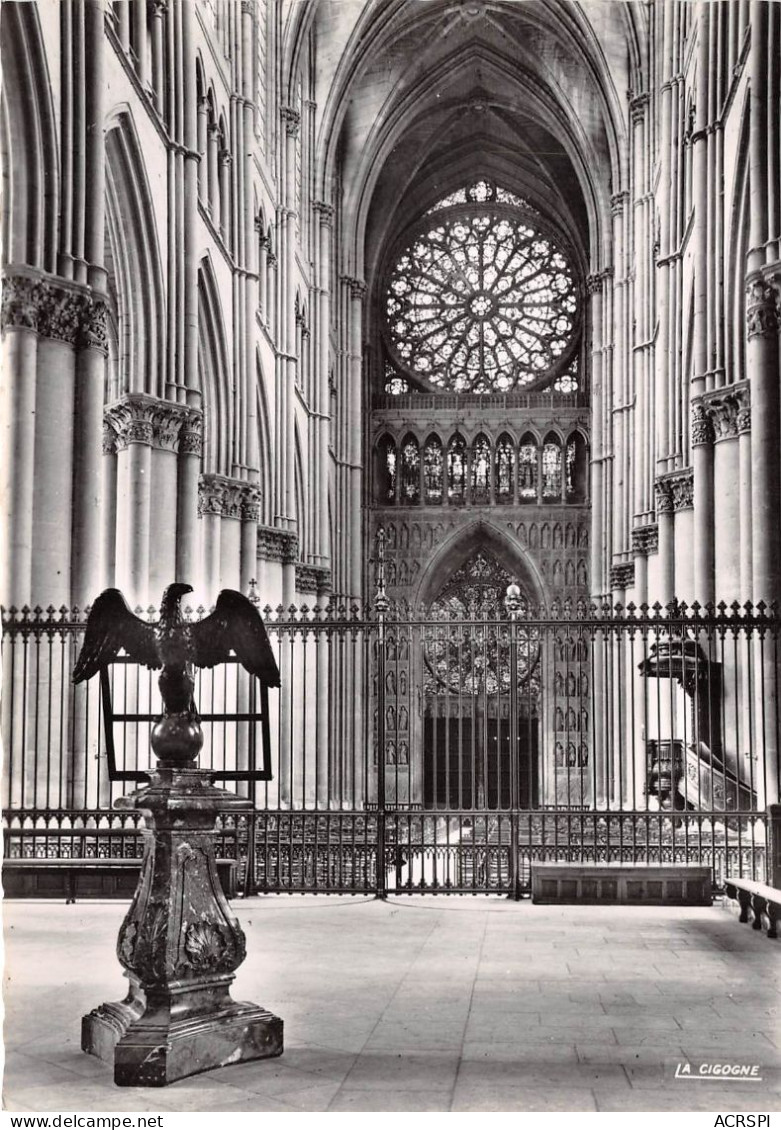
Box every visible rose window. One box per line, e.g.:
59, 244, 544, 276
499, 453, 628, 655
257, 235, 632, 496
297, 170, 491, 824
384, 187, 580, 394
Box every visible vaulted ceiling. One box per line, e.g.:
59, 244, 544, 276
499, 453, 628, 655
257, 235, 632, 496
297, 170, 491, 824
287, 0, 646, 283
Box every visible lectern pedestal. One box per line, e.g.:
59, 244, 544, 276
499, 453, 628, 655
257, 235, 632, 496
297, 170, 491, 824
82, 767, 283, 1086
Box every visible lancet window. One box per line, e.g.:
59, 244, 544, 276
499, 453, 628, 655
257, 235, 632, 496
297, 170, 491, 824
374, 429, 587, 505
423, 435, 443, 504
399, 434, 420, 504
542, 437, 562, 501
471, 434, 491, 503
447, 433, 467, 504
518, 436, 538, 501
495, 434, 515, 503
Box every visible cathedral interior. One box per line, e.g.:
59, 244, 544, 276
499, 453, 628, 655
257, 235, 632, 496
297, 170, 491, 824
1, 0, 781, 1114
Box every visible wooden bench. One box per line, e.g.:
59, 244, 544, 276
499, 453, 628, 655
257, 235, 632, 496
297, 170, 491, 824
724, 877, 779, 939
2, 857, 239, 902
531, 863, 712, 905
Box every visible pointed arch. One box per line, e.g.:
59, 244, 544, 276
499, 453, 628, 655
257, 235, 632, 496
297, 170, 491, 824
104, 108, 165, 398
255, 349, 274, 526
0, 2, 59, 271
198, 255, 231, 475
415, 519, 546, 612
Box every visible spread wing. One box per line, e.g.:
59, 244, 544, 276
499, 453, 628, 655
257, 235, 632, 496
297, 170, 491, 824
73, 588, 159, 683
189, 589, 280, 686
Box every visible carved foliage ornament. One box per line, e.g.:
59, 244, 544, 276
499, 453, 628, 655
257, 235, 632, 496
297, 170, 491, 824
656, 469, 693, 513
1, 271, 109, 354
746, 277, 779, 339
632, 524, 659, 556
700, 383, 750, 442
690, 400, 714, 447
257, 525, 298, 564
198, 474, 261, 521
104, 395, 203, 454
610, 561, 635, 590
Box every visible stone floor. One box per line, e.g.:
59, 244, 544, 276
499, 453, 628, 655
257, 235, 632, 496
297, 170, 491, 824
2, 895, 780, 1113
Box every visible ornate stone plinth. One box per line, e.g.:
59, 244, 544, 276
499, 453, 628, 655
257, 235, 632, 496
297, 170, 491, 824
82, 767, 283, 1086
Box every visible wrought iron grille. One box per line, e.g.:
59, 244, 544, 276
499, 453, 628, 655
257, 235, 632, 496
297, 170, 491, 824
1, 600, 778, 896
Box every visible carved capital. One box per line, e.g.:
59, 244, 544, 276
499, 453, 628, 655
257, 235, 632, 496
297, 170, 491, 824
313, 200, 335, 226
79, 296, 110, 354
105, 395, 202, 454
610, 561, 635, 591
610, 191, 629, 217
655, 478, 674, 514
179, 411, 204, 457
2, 269, 109, 352
1, 272, 46, 331
746, 276, 779, 339
281, 106, 300, 137
343, 276, 366, 300
657, 468, 693, 513
690, 399, 714, 447
586, 273, 603, 296
629, 92, 650, 123
700, 382, 750, 442
632, 523, 659, 556
241, 485, 262, 523
257, 524, 298, 563
218, 148, 233, 167
295, 563, 331, 595
103, 421, 118, 456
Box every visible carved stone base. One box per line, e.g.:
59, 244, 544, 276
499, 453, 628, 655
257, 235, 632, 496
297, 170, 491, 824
82, 981, 282, 1087
81, 765, 284, 1086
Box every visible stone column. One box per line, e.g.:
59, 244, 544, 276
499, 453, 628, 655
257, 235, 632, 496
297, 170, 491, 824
198, 476, 225, 595
132, 0, 148, 87
219, 149, 232, 245
107, 398, 155, 608
746, 278, 780, 606
0, 274, 40, 607
703, 385, 748, 599
71, 298, 109, 605
177, 413, 203, 583
654, 479, 675, 605
150, 0, 166, 112
737, 395, 753, 602
197, 97, 209, 202
240, 486, 261, 594
207, 124, 220, 228
691, 399, 715, 605
345, 277, 366, 598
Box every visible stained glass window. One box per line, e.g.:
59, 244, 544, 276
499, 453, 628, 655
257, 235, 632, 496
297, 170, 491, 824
378, 435, 397, 503
471, 434, 491, 503
519, 436, 538, 501
384, 360, 409, 395
400, 434, 420, 504
542, 438, 562, 501
554, 362, 579, 394
566, 437, 577, 500
495, 434, 515, 503
447, 433, 467, 503
384, 184, 579, 394
424, 550, 540, 700
423, 434, 443, 504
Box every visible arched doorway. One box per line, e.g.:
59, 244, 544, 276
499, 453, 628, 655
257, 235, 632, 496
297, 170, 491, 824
422, 547, 540, 810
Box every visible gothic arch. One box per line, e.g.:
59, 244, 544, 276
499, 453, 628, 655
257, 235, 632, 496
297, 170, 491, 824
255, 349, 273, 526
414, 519, 546, 612
104, 108, 165, 398
0, 1, 59, 271
197, 255, 231, 476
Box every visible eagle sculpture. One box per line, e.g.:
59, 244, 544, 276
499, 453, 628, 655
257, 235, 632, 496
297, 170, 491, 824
73, 583, 280, 717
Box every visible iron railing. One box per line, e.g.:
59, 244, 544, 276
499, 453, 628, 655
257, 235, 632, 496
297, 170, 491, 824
2, 600, 778, 895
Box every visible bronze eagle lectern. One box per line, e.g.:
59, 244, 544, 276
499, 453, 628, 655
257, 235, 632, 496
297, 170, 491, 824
78, 583, 284, 1086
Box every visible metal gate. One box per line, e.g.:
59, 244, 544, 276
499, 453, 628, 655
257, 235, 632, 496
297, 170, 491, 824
1, 597, 778, 895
